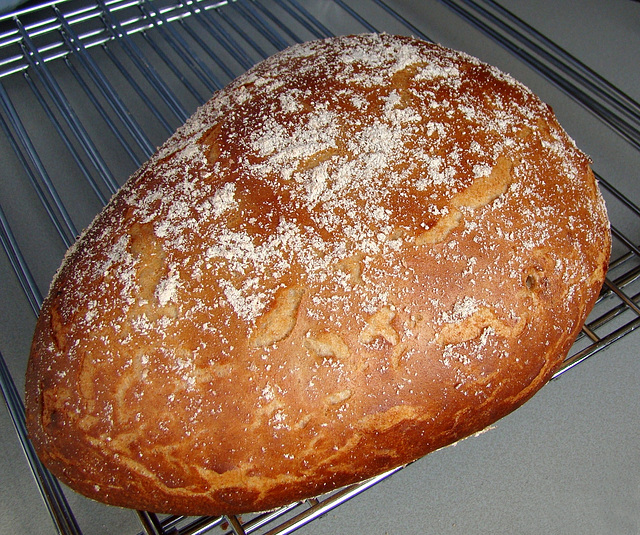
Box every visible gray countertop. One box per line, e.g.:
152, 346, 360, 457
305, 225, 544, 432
1, 1, 638, 533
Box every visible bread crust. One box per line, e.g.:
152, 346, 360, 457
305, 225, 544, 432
26, 34, 610, 516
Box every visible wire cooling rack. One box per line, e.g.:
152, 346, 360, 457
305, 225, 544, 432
1, 1, 639, 534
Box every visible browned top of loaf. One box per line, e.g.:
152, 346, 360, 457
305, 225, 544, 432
26, 33, 610, 516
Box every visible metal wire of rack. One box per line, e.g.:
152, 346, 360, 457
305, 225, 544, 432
0, 1, 638, 534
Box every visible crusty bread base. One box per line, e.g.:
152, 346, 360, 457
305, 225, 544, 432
26, 34, 610, 516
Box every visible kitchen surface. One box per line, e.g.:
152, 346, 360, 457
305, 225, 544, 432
1, 1, 639, 534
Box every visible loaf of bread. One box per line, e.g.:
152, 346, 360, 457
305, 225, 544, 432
26, 33, 610, 516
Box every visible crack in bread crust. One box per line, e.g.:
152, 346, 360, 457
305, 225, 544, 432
249, 287, 305, 347
437, 306, 528, 347
416, 155, 514, 245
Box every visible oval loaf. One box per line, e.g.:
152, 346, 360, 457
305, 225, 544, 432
26, 33, 610, 516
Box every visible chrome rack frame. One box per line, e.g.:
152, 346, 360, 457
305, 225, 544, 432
1, 1, 638, 534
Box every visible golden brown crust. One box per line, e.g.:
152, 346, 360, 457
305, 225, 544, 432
26, 33, 610, 516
